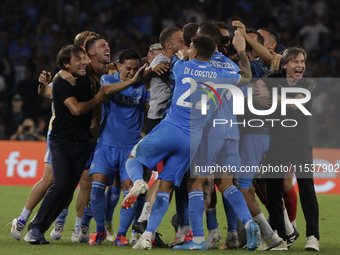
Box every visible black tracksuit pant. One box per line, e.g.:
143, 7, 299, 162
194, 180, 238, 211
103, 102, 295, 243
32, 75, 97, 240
265, 143, 319, 240
32, 138, 88, 233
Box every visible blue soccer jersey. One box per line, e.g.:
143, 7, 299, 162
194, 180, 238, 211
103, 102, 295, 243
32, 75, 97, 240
98, 73, 149, 147
203, 52, 241, 140
163, 59, 240, 139
132, 58, 240, 186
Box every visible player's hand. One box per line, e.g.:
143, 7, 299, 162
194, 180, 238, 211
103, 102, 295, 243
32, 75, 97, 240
254, 97, 272, 108
132, 63, 148, 83
151, 62, 169, 75
94, 90, 107, 103
59, 70, 77, 86
251, 80, 271, 98
38, 71, 52, 85
232, 30, 246, 52
232, 20, 246, 35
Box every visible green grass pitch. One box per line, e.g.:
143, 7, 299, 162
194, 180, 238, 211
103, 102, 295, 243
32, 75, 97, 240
0, 185, 339, 254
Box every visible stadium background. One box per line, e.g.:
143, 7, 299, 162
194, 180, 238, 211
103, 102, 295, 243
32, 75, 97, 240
0, 0, 340, 191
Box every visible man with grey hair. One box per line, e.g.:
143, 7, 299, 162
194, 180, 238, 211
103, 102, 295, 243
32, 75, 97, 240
255, 46, 319, 251
147, 43, 163, 64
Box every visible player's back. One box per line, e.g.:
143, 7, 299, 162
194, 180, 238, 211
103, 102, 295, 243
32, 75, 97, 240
163, 59, 239, 138
203, 52, 241, 140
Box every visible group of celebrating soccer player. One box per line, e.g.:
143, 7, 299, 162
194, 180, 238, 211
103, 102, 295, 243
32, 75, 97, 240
10, 19, 320, 252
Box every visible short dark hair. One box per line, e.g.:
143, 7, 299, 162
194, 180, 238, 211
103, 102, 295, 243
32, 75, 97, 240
198, 23, 221, 45
182, 22, 199, 47
258, 27, 279, 44
214, 21, 229, 30
56, 45, 85, 70
159, 27, 181, 48
246, 28, 264, 45
119, 48, 140, 64
85, 35, 106, 54
191, 34, 215, 59
74, 31, 100, 47
281, 46, 307, 67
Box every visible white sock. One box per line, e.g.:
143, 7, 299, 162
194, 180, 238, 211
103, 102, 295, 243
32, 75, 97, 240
253, 213, 272, 238
291, 219, 297, 229
179, 225, 190, 235
138, 202, 150, 222
142, 231, 152, 239
74, 216, 82, 234
284, 209, 294, 236
20, 207, 32, 221
193, 236, 205, 243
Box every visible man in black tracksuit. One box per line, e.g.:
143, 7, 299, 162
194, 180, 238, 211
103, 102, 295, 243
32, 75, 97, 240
25, 45, 105, 244
257, 46, 319, 251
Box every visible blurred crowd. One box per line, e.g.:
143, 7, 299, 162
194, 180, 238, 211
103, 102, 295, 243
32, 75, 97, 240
0, 0, 339, 147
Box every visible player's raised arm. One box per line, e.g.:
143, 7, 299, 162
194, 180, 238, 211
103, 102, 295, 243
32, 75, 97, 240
232, 30, 252, 86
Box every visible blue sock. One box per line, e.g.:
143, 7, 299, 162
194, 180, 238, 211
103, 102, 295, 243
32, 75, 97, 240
57, 209, 69, 221
134, 194, 147, 223
188, 191, 204, 238
82, 203, 93, 225
145, 192, 170, 234
222, 196, 238, 231
105, 185, 121, 222
117, 190, 136, 237
206, 208, 219, 230
175, 184, 189, 227
126, 158, 144, 183
91, 181, 107, 233
223, 186, 252, 227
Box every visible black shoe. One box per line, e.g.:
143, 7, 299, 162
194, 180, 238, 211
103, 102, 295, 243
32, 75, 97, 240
287, 227, 299, 249
39, 233, 50, 245
132, 220, 147, 234
25, 228, 41, 245
154, 232, 166, 248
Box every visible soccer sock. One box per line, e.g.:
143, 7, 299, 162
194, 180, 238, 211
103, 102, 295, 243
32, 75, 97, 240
283, 186, 297, 223
105, 185, 121, 222
74, 216, 82, 234
222, 196, 238, 231
57, 209, 69, 221
134, 194, 147, 223
126, 158, 144, 183
175, 184, 189, 228
206, 208, 218, 231
138, 202, 150, 222
188, 191, 205, 243
178, 225, 190, 235
284, 208, 294, 236
253, 213, 272, 239
91, 181, 107, 233
19, 207, 31, 222
82, 204, 93, 225
291, 219, 297, 229
145, 192, 170, 235
117, 190, 136, 237
223, 186, 252, 229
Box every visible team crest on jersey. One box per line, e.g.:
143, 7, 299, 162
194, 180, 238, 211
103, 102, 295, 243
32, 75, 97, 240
114, 94, 120, 102
135, 87, 141, 94
100, 77, 105, 86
